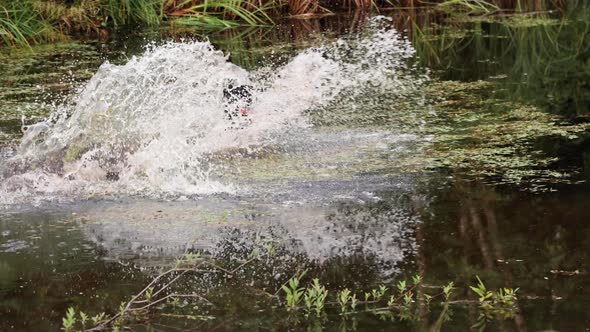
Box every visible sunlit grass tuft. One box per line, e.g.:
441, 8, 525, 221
103, 0, 161, 26
0, 1, 62, 48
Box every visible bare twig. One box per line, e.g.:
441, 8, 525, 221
151, 269, 190, 298
88, 257, 258, 331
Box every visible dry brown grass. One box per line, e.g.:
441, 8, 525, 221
288, 0, 321, 15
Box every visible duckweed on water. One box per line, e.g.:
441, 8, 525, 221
222, 80, 588, 192
402, 80, 588, 191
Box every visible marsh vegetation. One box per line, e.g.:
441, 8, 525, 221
0, 0, 570, 47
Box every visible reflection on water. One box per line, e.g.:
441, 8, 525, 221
0, 210, 148, 331
417, 178, 590, 331
1, 179, 589, 330
404, 2, 590, 119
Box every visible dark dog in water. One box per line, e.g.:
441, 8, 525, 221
223, 84, 253, 127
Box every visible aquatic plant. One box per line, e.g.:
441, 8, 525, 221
303, 278, 329, 316
408, 0, 589, 118
103, 0, 161, 26
0, 1, 60, 48
54, 247, 525, 331
337, 288, 352, 314
282, 273, 306, 311
171, 0, 273, 28
31, 0, 103, 32
371, 284, 388, 301
470, 276, 519, 329
442, 281, 454, 301
436, 0, 499, 15
62, 307, 76, 331
379, 79, 590, 191
275, 273, 518, 324
0, 0, 573, 48
0, 0, 273, 48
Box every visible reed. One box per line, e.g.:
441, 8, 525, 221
0, 1, 61, 48
0, 4, 35, 48
165, 0, 273, 27
0, 0, 572, 48
103, 0, 161, 26
32, 0, 101, 33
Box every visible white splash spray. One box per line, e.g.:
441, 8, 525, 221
0, 17, 427, 205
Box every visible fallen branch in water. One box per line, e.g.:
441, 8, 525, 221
87, 257, 258, 331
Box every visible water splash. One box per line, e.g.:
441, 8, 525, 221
0, 17, 427, 205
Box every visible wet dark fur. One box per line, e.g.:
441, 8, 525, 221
223, 85, 253, 121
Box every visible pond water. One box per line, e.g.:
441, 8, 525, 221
1, 8, 589, 332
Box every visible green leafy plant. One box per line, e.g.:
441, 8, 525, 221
470, 276, 493, 303
470, 275, 519, 319
337, 288, 351, 314
403, 292, 413, 306
350, 293, 358, 312
436, 0, 500, 15
443, 282, 455, 302
496, 287, 518, 306
387, 295, 396, 307
62, 307, 76, 332
371, 285, 388, 302
91, 312, 106, 325
412, 274, 422, 285
145, 287, 154, 301
79, 311, 88, 329
282, 274, 305, 312
397, 280, 407, 295
303, 278, 328, 317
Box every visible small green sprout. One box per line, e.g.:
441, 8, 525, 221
91, 312, 106, 325
350, 294, 358, 311
371, 285, 388, 301
337, 288, 352, 314
62, 307, 76, 332
387, 295, 396, 307
264, 242, 276, 257
175, 252, 202, 267
443, 282, 454, 301
118, 302, 127, 315
79, 311, 88, 329
282, 275, 305, 311
304, 278, 328, 317
424, 294, 433, 306
403, 292, 413, 306
470, 276, 492, 302
412, 274, 423, 285
145, 287, 154, 301
397, 280, 407, 295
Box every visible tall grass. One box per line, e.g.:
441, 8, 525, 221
0, 0, 573, 48
0, 5, 34, 48
32, 0, 101, 33
436, 0, 500, 15
166, 0, 273, 27
103, 0, 161, 26
0, 0, 276, 48
0, 1, 61, 48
